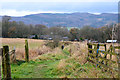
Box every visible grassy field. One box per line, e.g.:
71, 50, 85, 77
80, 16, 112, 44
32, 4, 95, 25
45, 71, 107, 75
1, 38, 118, 78
1, 38, 48, 60
1, 38, 44, 49
11, 49, 114, 78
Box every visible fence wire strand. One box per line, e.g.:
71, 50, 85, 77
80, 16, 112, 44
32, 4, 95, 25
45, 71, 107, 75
1, 49, 15, 61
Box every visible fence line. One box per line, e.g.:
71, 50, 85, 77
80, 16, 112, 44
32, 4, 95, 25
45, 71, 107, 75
87, 43, 120, 75
1, 41, 119, 79
1, 39, 29, 79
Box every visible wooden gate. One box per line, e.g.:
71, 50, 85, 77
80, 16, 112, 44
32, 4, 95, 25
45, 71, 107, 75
87, 43, 120, 77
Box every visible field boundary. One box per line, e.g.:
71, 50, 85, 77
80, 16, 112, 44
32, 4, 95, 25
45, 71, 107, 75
87, 43, 120, 74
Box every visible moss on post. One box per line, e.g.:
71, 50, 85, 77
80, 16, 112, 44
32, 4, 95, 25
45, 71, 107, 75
1, 48, 5, 78
25, 40, 29, 62
2, 45, 11, 79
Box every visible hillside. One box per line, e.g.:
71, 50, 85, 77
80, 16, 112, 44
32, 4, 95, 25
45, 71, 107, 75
10, 13, 118, 28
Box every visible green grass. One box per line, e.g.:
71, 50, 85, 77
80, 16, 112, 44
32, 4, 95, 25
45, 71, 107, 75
9, 49, 115, 78
62, 48, 70, 56
11, 58, 61, 78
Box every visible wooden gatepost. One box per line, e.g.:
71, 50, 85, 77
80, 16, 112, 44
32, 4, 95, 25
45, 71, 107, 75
2, 45, 11, 79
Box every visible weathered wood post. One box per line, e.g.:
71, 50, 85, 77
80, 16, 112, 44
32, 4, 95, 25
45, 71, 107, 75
118, 47, 120, 80
96, 44, 99, 67
87, 43, 92, 60
87, 43, 92, 53
110, 45, 112, 58
13, 49, 16, 63
1, 48, 5, 78
109, 45, 112, 67
0, 48, 2, 79
2, 46, 11, 79
104, 44, 107, 66
102, 44, 107, 72
25, 40, 29, 62
10, 47, 16, 63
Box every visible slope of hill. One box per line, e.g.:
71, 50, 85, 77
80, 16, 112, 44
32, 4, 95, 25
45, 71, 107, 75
11, 13, 118, 28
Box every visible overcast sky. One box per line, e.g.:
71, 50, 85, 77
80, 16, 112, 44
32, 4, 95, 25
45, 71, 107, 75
0, 0, 119, 16
1, 0, 119, 2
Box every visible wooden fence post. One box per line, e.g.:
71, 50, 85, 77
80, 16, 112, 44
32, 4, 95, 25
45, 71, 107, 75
25, 40, 29, 62
13, 50, 16, 63
109, 45, 112, 67
2, 46, 11, 79
102, 44, 107, 72
118, 51, 120, 79
104, 44, 107, 66
87, 43, 92, 59
96, 44, 99, 67
1, 48, 5, 78
0, 48, 2, 79
87, 43, 92, 52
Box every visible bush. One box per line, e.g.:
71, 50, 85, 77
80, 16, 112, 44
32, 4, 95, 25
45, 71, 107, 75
45, 40, 59, 49
80, 37, 84, 41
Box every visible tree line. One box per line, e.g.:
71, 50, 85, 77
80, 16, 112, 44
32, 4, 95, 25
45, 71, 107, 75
2, 16, 116, 42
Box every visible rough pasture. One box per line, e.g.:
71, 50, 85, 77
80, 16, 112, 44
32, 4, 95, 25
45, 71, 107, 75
1, 38, 118, 78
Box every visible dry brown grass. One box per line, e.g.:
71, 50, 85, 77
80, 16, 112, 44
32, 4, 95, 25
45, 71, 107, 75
15, 45, 52, 60
65, 42, 88, 65
57, 59, 66, 70
1, 38, 45, 49
54, 42, 89, 78
1, 38, 52, 60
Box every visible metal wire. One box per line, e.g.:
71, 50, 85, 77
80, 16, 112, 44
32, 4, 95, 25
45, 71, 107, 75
2, 50, 15, 61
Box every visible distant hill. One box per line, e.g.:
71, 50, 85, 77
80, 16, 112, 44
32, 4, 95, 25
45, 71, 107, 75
10, 13, 118, 28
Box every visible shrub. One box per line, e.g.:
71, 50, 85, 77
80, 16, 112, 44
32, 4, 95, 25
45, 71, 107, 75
45, 40, 59, 49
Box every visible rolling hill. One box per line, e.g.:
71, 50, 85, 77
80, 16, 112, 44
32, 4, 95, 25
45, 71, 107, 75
10, 12, 118, 28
